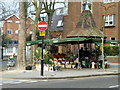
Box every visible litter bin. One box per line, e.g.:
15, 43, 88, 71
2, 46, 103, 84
26, 66, 32, 70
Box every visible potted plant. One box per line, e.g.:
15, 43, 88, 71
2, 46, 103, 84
95, 63, 100, 69
88, 63, 92, 68
71, 62, 76, 68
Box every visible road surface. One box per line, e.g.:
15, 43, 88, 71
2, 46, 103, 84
1, 75, 119, 88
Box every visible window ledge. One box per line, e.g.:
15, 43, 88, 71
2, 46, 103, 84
104, 25, 115, 27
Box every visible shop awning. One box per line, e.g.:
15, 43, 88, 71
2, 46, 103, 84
26, 37, 120, 46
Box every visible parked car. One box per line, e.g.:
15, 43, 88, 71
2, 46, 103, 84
7, 60, 15, 67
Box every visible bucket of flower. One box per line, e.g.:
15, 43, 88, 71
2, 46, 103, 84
95, 63, 100, 69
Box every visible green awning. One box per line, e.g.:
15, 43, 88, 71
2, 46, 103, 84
26, 37, 120, 46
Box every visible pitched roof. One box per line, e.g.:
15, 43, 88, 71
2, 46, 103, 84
67, 10, 106, 38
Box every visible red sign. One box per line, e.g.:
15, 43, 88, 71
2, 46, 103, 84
38, 21, 48, 31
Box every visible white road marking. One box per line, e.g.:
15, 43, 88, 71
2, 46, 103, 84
3, 81, 14, 84
26, 81, 38, 83
41, 80, 48, 82
10, 82, 22, 84
109, 85, 120, 88
0, 83, 3, 86
19, 80, 30, 82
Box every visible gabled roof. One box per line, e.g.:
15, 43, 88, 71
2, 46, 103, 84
4, 14, 34, 22
67, 10, 106, 38
4, 14, 19, 20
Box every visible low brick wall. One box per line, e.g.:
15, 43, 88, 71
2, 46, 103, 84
106, 56, 120, 63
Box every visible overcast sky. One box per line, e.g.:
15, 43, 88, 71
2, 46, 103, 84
0, 0, 65, 28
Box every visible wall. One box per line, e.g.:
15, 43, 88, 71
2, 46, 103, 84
106, 56, 120, 63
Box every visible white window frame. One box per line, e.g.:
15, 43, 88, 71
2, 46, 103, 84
7, 20, 12, 23
104, 15, 115, 26
104, 0, 115, 3
110, 37, 116, 46
15, 21, 20, 23
7, 29, 12, 34
7, 47, 13, 53
15, 30, 18, 35
30, 31, 32, 34
57, 20, 63, 27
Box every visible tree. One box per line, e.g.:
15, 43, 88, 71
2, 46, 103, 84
29, 0, 43, 65
100, 2, 115, 69
0, 1, 18, 21
29, 0, 64, 64
16, 1, 27, 70
41, 0, 64, 56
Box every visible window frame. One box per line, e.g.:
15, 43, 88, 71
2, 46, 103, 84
110, 37, 116, 46
15, 30, 18, 35
104, 14, 115, 27
15, 21, 20, 23
7, 20, 13, 23
7, 47, 13, 53
57, 20, 63, 27
7, 29, 12, 34
30, 31, 32, 34
104, 0, 115, 3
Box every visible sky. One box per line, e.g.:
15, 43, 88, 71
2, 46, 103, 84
0, 0, 66, 28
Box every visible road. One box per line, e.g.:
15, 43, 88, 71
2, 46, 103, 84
1, 75, 119, 88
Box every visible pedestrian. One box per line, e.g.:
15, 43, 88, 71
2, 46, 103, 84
74, 57, 79, 69
99, 54, 103, 69
85, 56, 89, 68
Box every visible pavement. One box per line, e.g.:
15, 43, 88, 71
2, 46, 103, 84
1, 66, 119, 80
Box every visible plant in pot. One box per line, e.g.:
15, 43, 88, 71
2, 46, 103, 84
88, 63, 92, 68
71, 62, 76, 68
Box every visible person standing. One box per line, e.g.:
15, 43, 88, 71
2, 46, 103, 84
74, 57, 79, 69
85, 56, 89, 68
99, 54, 103, 69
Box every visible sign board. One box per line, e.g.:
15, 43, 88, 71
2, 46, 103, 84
38, 21, 48, 31
39, 31, 45, 36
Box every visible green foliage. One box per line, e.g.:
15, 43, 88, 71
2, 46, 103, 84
26, 31, 42, 41
104, 45, 119, 56
111, 46, 119, 56
36, 47, 52, 64
104, 58, 107, 61
72, 62, 76, 65
2, 34, 11, 46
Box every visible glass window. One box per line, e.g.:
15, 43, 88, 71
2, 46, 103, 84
8, 29, 12, 34
7, 20, 12, 23
104, 0, 115, 3
110, 37, 116, 46
30, 31, 32, 34
57, 20, 63, 27
7, 47, 13, 53
15, 30, 18, 35
15, 21, 20, 23
104, 15, 115, 26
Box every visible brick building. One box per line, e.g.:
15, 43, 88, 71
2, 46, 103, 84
63, 0, 120, 47
1, 15, 34, 57
62, 0, 120, 61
